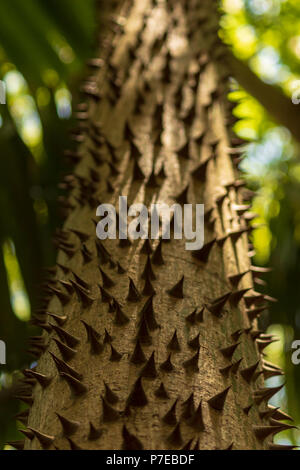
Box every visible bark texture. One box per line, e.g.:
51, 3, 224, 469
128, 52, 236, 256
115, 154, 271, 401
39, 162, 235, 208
15, 0, 293, 451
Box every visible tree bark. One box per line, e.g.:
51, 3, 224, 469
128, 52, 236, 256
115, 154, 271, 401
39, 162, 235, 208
18, 0, 291, 450
228, 51, 300, 144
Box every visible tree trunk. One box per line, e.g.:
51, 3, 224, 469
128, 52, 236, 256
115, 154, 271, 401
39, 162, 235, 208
17, 0, 292, 451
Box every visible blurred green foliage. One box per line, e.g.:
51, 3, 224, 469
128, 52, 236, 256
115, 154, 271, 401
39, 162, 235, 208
1, 0, 300, 450
222, 0, 300, 445
0, 0, 96, 447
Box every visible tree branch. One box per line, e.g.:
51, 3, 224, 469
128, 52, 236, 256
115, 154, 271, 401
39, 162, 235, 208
227, 50, 300, 144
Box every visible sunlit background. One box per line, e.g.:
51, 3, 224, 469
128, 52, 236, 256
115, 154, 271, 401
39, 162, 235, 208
0, 0, 300, 448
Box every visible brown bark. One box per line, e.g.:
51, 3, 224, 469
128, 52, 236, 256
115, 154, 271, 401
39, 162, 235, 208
17, 0, 292, 450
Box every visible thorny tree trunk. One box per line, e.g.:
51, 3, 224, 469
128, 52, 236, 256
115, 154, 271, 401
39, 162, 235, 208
14, 0, 294, 451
